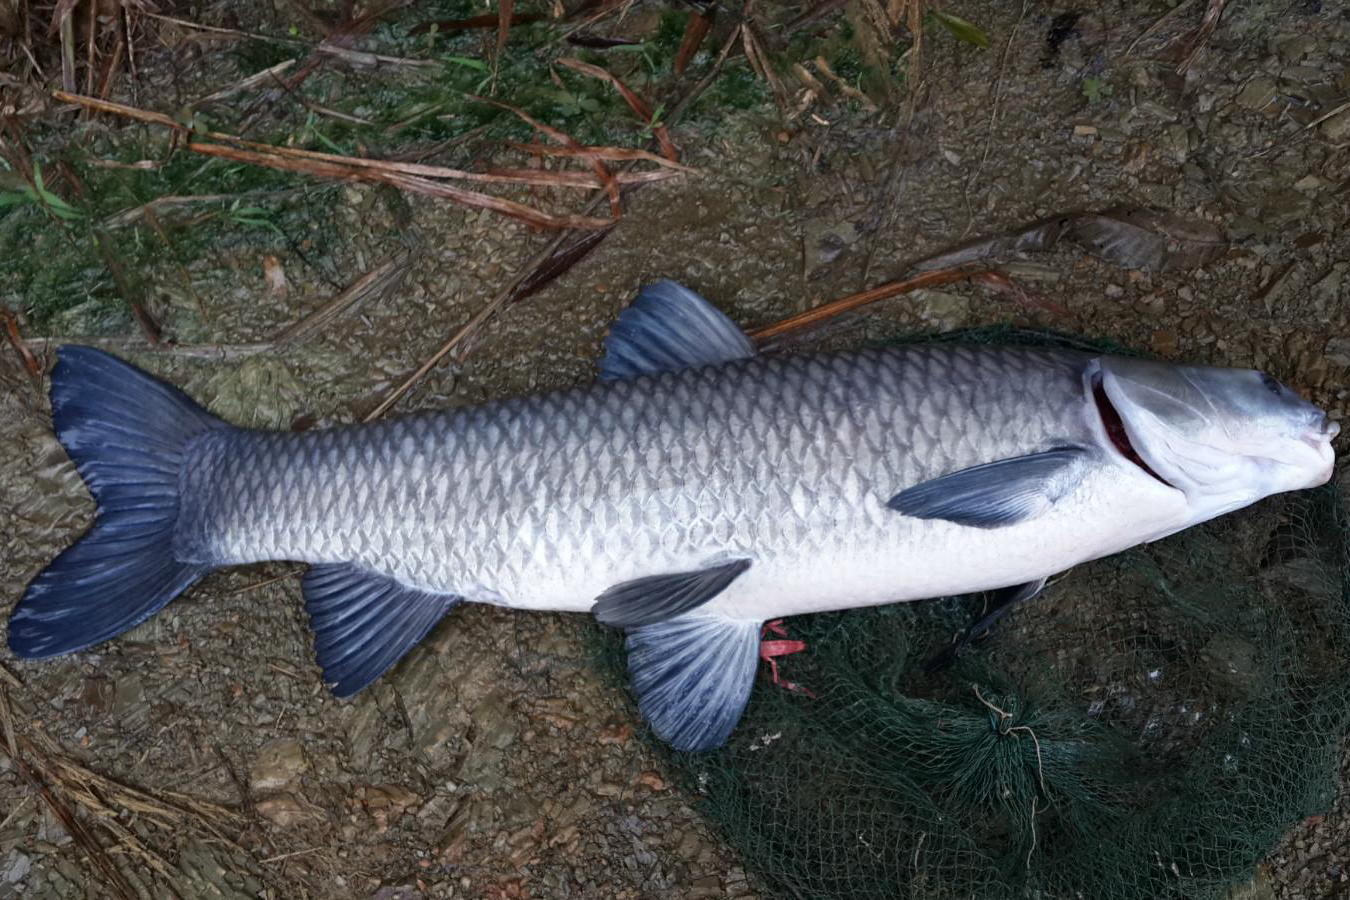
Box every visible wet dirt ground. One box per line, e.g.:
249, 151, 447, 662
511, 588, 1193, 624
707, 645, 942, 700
2, 0, 1350, 897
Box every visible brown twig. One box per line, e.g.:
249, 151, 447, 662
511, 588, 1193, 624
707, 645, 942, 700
56, 90, 658, 229
962, 0, 1030, 237
469, 93, 622, 218
102, 190, 300, 229
496, 0, 515, 66
746, 265, 990, 342
504, 142, 691, 170
194, 58, 298, 105
1176, 0, 1224, 74
92, 228, 162, 344
188, 140, 613, 228
1, 303, 42, 378
358, 223, 612, 421
0, 691, 137, 900
1125, 0, 1195, 56
222, 567, 306, 597
740, 21, 789, 114
272, 249, 416, 346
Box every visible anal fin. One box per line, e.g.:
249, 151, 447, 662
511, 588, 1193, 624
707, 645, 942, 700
302, 564, 461, 697
626, 612, 761, 751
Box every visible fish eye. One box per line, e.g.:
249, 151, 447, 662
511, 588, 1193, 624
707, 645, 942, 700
1260, 374, 1283, 396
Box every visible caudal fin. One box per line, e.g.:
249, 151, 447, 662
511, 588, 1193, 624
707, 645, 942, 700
8, 347, 226, 659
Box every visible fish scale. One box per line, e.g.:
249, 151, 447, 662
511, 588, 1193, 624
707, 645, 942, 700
174, 344, 1093, 615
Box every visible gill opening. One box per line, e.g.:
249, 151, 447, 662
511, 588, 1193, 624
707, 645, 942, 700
1092, 373, 1173, 488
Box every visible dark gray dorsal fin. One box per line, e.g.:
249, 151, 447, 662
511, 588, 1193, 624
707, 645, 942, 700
626, 612, 761, 751
888, 447, 1089, 528
592, 558, 751, 627
302, 564, 461, 697
599, 280, 756, 381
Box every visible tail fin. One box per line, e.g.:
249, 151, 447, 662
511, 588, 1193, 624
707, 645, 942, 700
8, 346, 227, 659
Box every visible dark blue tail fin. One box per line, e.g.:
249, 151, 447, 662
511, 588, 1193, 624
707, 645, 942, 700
8, 347, 227, 659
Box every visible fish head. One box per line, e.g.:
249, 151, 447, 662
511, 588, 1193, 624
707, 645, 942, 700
1095, 356, 1337, 518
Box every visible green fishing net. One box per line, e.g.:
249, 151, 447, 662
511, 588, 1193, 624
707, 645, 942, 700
595, 328, 1350, 900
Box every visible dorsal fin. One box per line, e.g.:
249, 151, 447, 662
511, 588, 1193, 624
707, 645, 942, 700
599, 280, 756, 381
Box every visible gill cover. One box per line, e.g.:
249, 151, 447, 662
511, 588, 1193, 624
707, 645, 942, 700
1095, 356, 1336, 519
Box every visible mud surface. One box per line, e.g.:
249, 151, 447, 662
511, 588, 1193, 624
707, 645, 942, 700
2, 0, 1350, 897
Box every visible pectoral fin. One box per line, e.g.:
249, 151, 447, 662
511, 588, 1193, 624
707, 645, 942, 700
625, 613, 761, 751
924, 577, 1048, 673
592, 558, 751, 627
887, 447, 1089, 528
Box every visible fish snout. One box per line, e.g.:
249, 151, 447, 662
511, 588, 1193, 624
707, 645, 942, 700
1307, 413, 1340, 444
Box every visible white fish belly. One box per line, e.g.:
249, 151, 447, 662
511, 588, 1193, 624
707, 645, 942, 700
492, 462, 1190, 621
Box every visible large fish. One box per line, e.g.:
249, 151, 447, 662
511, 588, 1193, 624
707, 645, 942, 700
6, 282, 1338, 750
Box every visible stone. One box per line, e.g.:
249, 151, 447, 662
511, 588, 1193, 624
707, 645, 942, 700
249, 739, 307, 793
3, 851, 31, 884
1320, 108, 1350, 141
1201, 635, 1260, 692
635, 770, 666, 792
110, 674, 148, 725
1324, 337, 1350, 368
802, 220, 859, 272
256, 794, 319, 828
690, 875, 724, 898
915, 290, 970, 330
1236, 77, 1277, 110
596, 722, 633, 745
1162, 123, 1189, 161
360, 784, 422, 830
1276, 35, 1316, 66
1312, 265, 1345, 303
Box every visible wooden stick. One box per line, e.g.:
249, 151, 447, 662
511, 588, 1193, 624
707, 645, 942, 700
746, 266, 988, 342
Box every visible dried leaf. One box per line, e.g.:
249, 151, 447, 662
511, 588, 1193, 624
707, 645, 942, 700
556, 57, 680, 161
566, 34, 641, 48
931, 10, 989, 48
263, 255, 289, 299
1071, 208, 1227, 272
913, 217, 1069, 271
558, 57, 652, 117
507, 227, 614, 306
915, 208, 1227, 274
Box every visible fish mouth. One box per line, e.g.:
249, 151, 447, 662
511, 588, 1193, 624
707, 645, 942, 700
1091, 371, 1174, 488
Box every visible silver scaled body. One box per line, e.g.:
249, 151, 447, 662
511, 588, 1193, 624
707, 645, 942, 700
175, 345, 1184, 620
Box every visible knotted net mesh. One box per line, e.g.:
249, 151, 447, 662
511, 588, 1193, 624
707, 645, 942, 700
596, 329, 1350, 900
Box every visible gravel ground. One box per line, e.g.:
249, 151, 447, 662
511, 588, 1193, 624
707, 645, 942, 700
2, 0, 1349, 897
